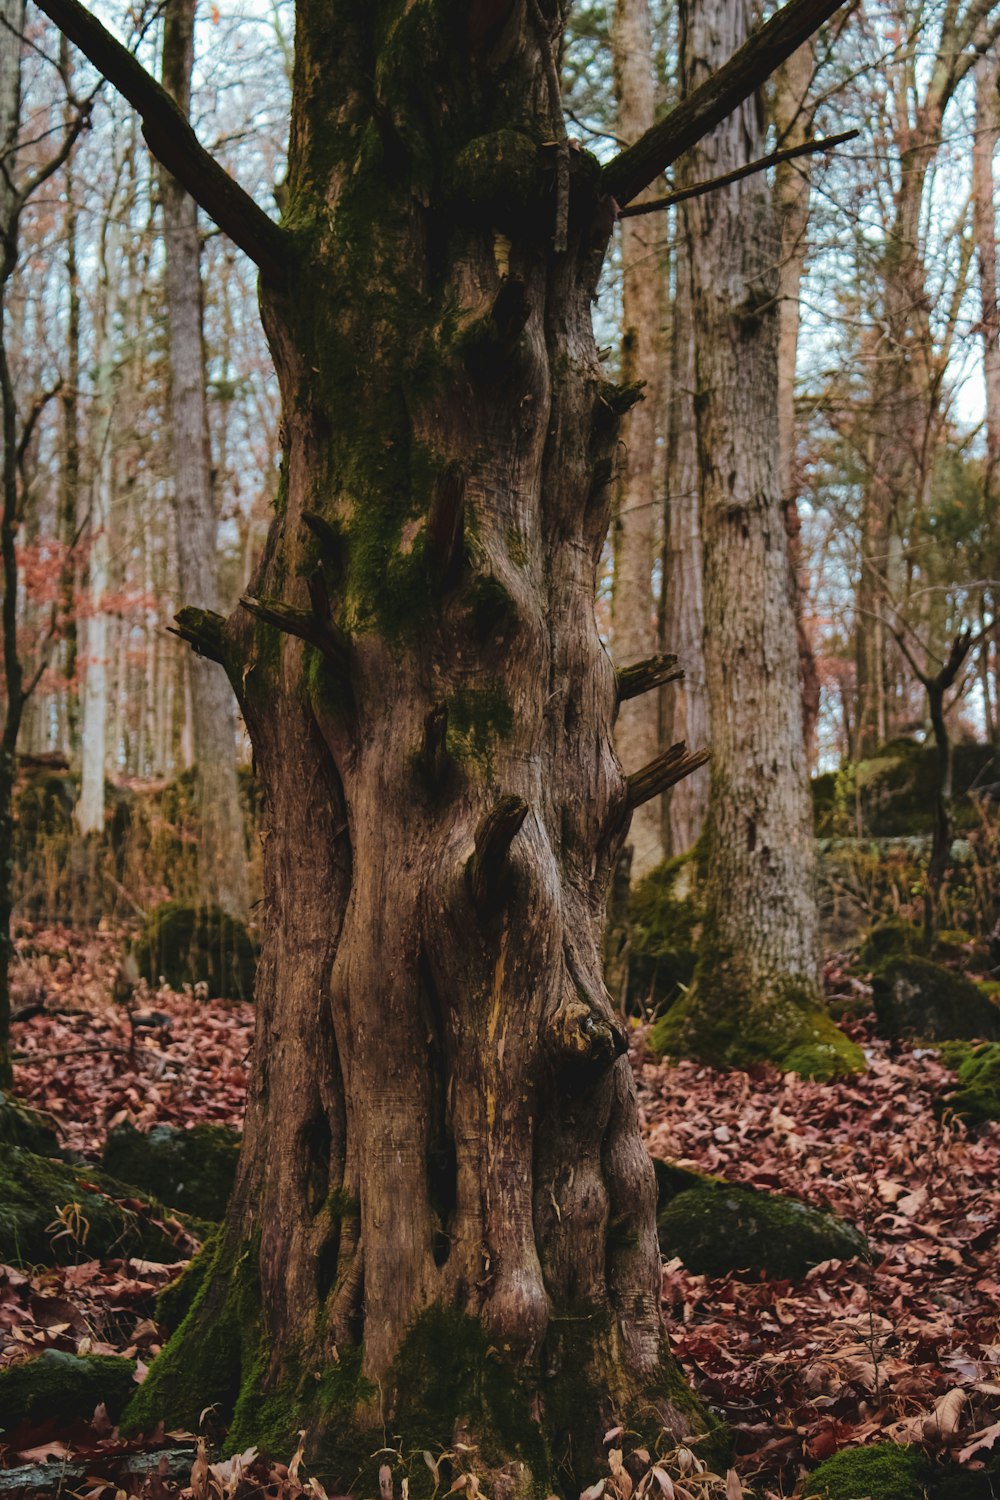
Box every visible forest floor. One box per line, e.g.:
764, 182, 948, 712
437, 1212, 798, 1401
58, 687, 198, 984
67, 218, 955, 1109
2, 927, 999, 1499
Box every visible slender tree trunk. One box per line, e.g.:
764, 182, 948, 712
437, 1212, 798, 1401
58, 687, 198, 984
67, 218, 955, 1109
75, 309, 113, 835
652, 0, 860, 1079
58, 34, 80, 758
0, 0, 27, 1087
125, 3, 726, 1480
161, 0, 249, 919
661, 219, 708, 855
973, 42, 1000, 738
611, 0, 665, 879
772, 40, 820, 767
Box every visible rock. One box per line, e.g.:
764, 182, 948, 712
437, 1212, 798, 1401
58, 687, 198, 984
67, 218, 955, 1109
812, 738, 995, 838
654, 1160, 866, 1279
131, 901, 257, 1001
0, 1350, 136, 1430
102, 1123, 240, 1219
0, 1093, 60, 1155
871, 957, 1000, 1042
939, 1041, 1000, 1123
0, 1143, 205, 1266
808, 1443, 1000, 1500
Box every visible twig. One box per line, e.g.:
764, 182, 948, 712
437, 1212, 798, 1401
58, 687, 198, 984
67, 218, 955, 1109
618, 129, 859, 217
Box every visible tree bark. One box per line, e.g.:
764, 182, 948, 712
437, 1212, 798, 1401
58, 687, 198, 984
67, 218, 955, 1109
652, 0, 861, 1080
0, 0, 27, 1086
126, 3, 722, 1483
160, 0, 249, 920
661, 196, 708, 856
973, 41, 1000, 736
611, 0, 666, 880
771, 40, 820, 768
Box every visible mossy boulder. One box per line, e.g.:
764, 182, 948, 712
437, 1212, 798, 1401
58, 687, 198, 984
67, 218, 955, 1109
0, 1092, 59, 1155
650, 982, 865, 1081
102, 1123, 240, 1220
871, 957, 1000, 1042
858, 917, 925, 970
0, 1350, 137, 1431
132, 901, 258, 1001
939, 1041, 1000, 1123
812, 739, 995, 838
654, 1167, 866, 1279
806, 1442, 1000, 1500
0, 1143, 205, 1266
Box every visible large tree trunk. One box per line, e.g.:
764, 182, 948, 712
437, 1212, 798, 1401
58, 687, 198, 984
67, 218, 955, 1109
127, 3, 717, 1484
611, 0, 665, 880
160, 0, 249, 919
651, 0, 861, 1080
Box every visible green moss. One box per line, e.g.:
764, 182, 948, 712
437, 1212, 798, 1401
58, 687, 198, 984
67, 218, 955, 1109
656, 1178, 865, 1280
0, 1091, 59, 1154
620, 857, 700, 1013
806, 1444, 929, 1499
871, 956, 1000, 1042
155, 1230, 220, 1330
122, 1233, 254, 1435
858, 917, 925, 970
0, 1143, 205, 1267
445, 685, 513, 775
811, 741, 996, 839
450, 130, 542, 217
132, 901, 258, 1001
0, 1350, 137, 1432
102, 1123, 240, 1219
939, 1041, 1000, 1122
650, 976, 864, 1081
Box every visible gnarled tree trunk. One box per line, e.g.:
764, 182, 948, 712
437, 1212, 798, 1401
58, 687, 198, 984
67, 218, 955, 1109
126, 4, 714, 1484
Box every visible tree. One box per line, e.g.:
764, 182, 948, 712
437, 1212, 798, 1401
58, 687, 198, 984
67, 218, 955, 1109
1, 3, 89, 1080
611, 0, 667, 880
651, 0, 862, 1079
36, 0, 850, 1480
160, 0, 249, 918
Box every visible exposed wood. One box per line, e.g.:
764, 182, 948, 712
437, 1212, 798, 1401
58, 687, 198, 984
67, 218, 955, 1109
602, 0, 850, 205
169, 606, 227, 666
29, 0, 287, 282
616, 653, 682, 704
467, 794, 529, 911
625, 743, 711, 809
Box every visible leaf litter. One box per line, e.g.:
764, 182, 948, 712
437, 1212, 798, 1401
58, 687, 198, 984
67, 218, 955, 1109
1, 927, 997, 1497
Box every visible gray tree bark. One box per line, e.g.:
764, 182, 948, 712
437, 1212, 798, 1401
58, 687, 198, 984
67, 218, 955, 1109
653, 0, 861, 1079
611, 0, 666, 879
161, 0, 249, 919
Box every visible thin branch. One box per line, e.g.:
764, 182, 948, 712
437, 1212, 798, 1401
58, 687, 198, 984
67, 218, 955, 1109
618, 129, 858, 218
602, 0, 851, 207
29, 0, 288, 282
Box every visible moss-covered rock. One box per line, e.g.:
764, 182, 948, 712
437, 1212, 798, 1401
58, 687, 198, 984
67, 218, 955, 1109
805, 1444, 930, 1499
650, 980, 865, 1081
102, 1123, 240, 1220
871, 957, 1000, 1042
858, 917, 925, 970
812, 739, 995, 838
655, 1171, 865, 1280
0, 1143, 205, 1266
0, 1350, 137, 1431
805, 1442, 1000, 1500
132, 901, 258, 1001
0, 1091, 59, 1154
939, 1041, 1000, 1122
